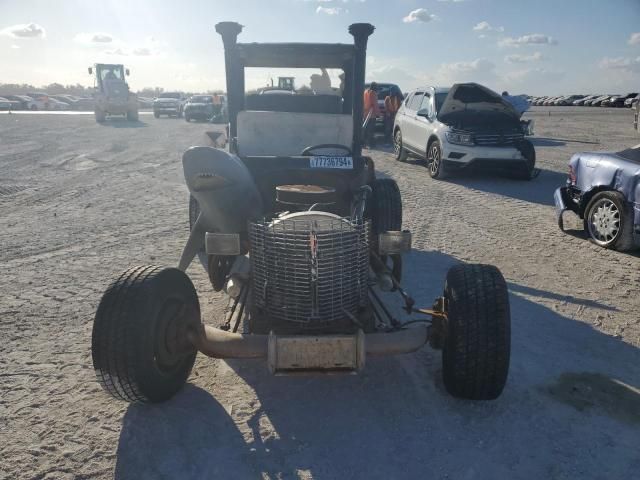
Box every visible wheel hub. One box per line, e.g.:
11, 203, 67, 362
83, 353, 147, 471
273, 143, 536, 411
589, 199, 620, 244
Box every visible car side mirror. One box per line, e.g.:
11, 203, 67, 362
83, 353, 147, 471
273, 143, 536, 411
126, 69, 130, 76
88, 67, 93, 75
417, 108, 432, 120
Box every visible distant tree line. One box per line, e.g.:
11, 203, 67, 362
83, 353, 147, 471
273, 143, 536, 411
0, 83, 226, 98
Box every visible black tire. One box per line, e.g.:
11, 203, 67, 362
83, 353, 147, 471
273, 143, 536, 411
442, 264, 511, 400
427, 139, 447, 179
394, 129, 408, 162
154, 111, 160, 118
95, 109, 106, 123
583, 191, 634, 251
127, 109, 139, 121
185, 115, 191, 122
515, 140, 536, 180
30, 104, 37, 111
92, 266, 199, 403
369, 178, 402, 233
368, 178, 403, 283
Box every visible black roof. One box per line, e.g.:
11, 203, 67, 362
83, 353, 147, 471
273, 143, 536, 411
235, 43, 355, 68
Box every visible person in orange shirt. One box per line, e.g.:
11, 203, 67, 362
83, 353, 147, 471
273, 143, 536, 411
363, 82, 380, 148
384, 90, 402, 144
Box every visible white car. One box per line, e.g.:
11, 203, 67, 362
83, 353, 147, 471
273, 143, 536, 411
393, 83, 536, 180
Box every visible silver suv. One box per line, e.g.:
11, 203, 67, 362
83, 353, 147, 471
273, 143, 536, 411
393, 83, 536, 180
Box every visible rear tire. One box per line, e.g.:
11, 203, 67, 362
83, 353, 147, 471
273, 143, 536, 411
368, 178, 403, 283
127, 109, 139, 121
515, 140, 536, 180
442, 264, 511, 400
92, 266, 199, 403
584, 191, 634, 251
154, 111, 160, 118
394, 129, 408, 162
95, 109, 106, 123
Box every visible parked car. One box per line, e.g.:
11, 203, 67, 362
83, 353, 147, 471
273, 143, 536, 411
137, 97, 154, 109
50, 95, 80, 109
0, 95, 29, 110
153, 92, 186, 117
0, 97, 20, 110
73, 97, 96, 111
557, 95, 585, 106
624, 94, 639, 108
586, 95, 611, 106
25, 92, 51, 109
47, 98, 69, 110
364, 82, 403, 125
608, 93, 638, 108
573, 95, 598, 106
393, 83, 536, 180
555, 145, 640, 251
184, 95, 216, 122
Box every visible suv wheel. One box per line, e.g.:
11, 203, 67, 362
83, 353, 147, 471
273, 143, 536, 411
427, 140, 447, 179
584, 191, 634, 251
394, 129, 408, 162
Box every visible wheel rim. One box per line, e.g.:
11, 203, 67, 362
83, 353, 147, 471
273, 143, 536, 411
428, 145, 440, 175
587, 198, 620, 245
154, 298, 194, 373
394, 131, 402, 157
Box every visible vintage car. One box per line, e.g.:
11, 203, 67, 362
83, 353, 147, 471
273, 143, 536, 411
91, 21, 511, 404
554, 145, 640, 251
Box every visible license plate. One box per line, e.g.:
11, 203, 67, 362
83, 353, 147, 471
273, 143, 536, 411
309, 156, 353, 169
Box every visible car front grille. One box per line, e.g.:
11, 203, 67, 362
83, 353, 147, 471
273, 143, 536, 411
250, 214, 369, 325
473, 132, 524, 146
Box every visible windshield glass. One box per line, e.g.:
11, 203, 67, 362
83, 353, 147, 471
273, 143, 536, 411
159, 92, 181, 98
435, 92, 448, 112
190, 95, 211, 103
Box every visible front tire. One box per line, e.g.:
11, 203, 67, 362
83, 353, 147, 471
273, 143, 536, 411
154, 111, 160, 118
515, 140, 536, 180
394, 129, 408, 162
584, 191, 634, 251
442, 264, 511, 400
427, 140, 447, 179
92, 266, 199, 403
368, 178, 403, 283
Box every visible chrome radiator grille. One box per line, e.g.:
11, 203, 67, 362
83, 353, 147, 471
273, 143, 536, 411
473, 132, 524, 146
250, 213, 370, 324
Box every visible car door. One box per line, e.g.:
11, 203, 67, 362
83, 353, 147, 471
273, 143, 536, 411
402, 91, 424, 150
413, 91, 435, 155
396, 92, 413, 139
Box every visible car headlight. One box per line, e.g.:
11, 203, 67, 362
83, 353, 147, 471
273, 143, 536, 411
445, 131, 474, 146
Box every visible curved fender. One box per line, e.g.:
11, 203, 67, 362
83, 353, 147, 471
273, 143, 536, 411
178, 147, 262, 271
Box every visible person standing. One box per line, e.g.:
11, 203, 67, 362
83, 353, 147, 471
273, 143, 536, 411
363, 82, 380, 148
384, 90, 401, 144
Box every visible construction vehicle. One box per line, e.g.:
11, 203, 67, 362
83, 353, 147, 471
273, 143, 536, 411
88, 63, 139, 123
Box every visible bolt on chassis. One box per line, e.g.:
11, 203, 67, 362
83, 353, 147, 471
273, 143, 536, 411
91, 22, 511, 404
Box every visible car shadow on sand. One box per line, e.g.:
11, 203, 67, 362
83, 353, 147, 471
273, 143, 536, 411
114, 249, 640, 479
447, 168, 567, 206
100, 118, 148, 128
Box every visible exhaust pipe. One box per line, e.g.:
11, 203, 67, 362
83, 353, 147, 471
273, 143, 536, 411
187, 324, 428, 360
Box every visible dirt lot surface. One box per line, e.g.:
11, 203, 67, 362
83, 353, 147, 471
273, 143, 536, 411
1, 107, 639, 479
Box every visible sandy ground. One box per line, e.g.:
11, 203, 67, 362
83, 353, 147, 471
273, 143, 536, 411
1, 107, 639, 480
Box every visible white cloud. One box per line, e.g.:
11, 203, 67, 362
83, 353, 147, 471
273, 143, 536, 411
440, 58, 495, 75
132, 47, 152, 56
473, 21, 504, 33
629, 32, 640, 46
403, 8, 436, 23
499, 33, 557, 47
106, 48, 128, 56
599, 56, 640, 72
436, 58, 497, 85
316, 6, 345, 15
11, 44, 20, 49
1, 23, 46, 39
75, 32, 114, 45
505, 52, 543, 63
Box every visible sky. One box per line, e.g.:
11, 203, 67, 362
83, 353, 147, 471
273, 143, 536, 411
1, 0, 639, 95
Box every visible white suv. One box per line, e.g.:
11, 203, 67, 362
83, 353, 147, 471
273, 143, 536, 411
393, 83, 536, 180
